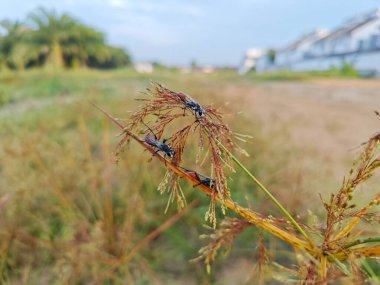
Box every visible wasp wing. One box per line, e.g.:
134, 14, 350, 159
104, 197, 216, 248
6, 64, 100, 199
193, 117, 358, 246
179, 91, 198, 104
144, 134, 158, 147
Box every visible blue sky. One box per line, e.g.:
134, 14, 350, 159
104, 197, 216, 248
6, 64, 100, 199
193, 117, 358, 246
1, 0, 379, 66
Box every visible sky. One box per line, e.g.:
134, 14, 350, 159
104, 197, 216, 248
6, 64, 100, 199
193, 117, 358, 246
1, 0, 379, 66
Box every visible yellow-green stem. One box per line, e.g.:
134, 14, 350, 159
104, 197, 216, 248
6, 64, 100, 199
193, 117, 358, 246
318, 255, 328, 285
361, 259, 380, 285
344, 237, 380, 249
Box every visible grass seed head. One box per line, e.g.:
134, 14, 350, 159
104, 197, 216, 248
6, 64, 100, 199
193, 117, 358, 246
119, 83, 247, 219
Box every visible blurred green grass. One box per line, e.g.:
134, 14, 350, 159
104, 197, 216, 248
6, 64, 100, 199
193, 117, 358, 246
1, 68, 373, 284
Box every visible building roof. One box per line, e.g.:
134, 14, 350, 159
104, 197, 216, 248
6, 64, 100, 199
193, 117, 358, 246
314, 8, 380, 44
278, 29, 329, 52
288, 29, 329, 50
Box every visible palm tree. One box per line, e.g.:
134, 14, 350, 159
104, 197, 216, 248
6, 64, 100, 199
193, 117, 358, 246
0, 7, 131, 70
65, 23, 110, 68
0, 20, 31, 70
27, 7, 78, 69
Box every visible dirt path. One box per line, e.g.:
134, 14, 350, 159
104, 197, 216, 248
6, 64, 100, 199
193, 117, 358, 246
249, 79, 379, 160
224, 79, 380, 206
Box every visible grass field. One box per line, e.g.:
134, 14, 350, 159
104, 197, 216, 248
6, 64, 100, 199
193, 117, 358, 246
0, 69, 379, 284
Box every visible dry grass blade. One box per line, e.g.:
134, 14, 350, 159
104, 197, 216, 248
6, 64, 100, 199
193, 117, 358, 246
335, 244, 380, 260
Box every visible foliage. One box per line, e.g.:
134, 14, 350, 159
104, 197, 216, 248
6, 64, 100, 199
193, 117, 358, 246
340, 63, 360, 77
0, 7, 131, 70
0, 20, 32, 70
267, 48, 276, 64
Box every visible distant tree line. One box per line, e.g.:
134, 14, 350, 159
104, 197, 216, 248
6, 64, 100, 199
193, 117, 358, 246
0, 7, 131, 70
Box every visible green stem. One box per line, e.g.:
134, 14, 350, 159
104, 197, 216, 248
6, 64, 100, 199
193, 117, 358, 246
361, 259, 380, 285
344, 237, 380, 249
216, 138, 313, 246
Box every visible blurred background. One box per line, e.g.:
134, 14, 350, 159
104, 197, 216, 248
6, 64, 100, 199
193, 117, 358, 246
0, 1, 380, 284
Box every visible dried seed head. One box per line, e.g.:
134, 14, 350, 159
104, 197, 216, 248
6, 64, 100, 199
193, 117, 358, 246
191, 218, 251, 272
121, 83, 247, 220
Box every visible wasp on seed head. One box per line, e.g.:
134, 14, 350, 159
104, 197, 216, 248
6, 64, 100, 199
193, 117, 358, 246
180, 167, 216, 190
175, 91, 206, 118
142, 122, 175, 160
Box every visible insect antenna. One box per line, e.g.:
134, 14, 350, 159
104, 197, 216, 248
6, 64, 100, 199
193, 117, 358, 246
141, 120, 157, 139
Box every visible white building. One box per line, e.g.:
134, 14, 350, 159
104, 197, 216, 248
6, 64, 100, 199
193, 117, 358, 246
134, 62, 154, 73
239, 48, 263, 74
275, 29, 329, 70
252, 8, 380, 76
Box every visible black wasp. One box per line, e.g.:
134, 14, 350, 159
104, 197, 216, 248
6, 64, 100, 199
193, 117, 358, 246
175, 91, 206, 118
180, 167, 216, 190
142, 122, 175, 159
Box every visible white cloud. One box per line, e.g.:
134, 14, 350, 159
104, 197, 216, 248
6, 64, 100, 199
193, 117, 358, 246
105, 0, 128, 8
